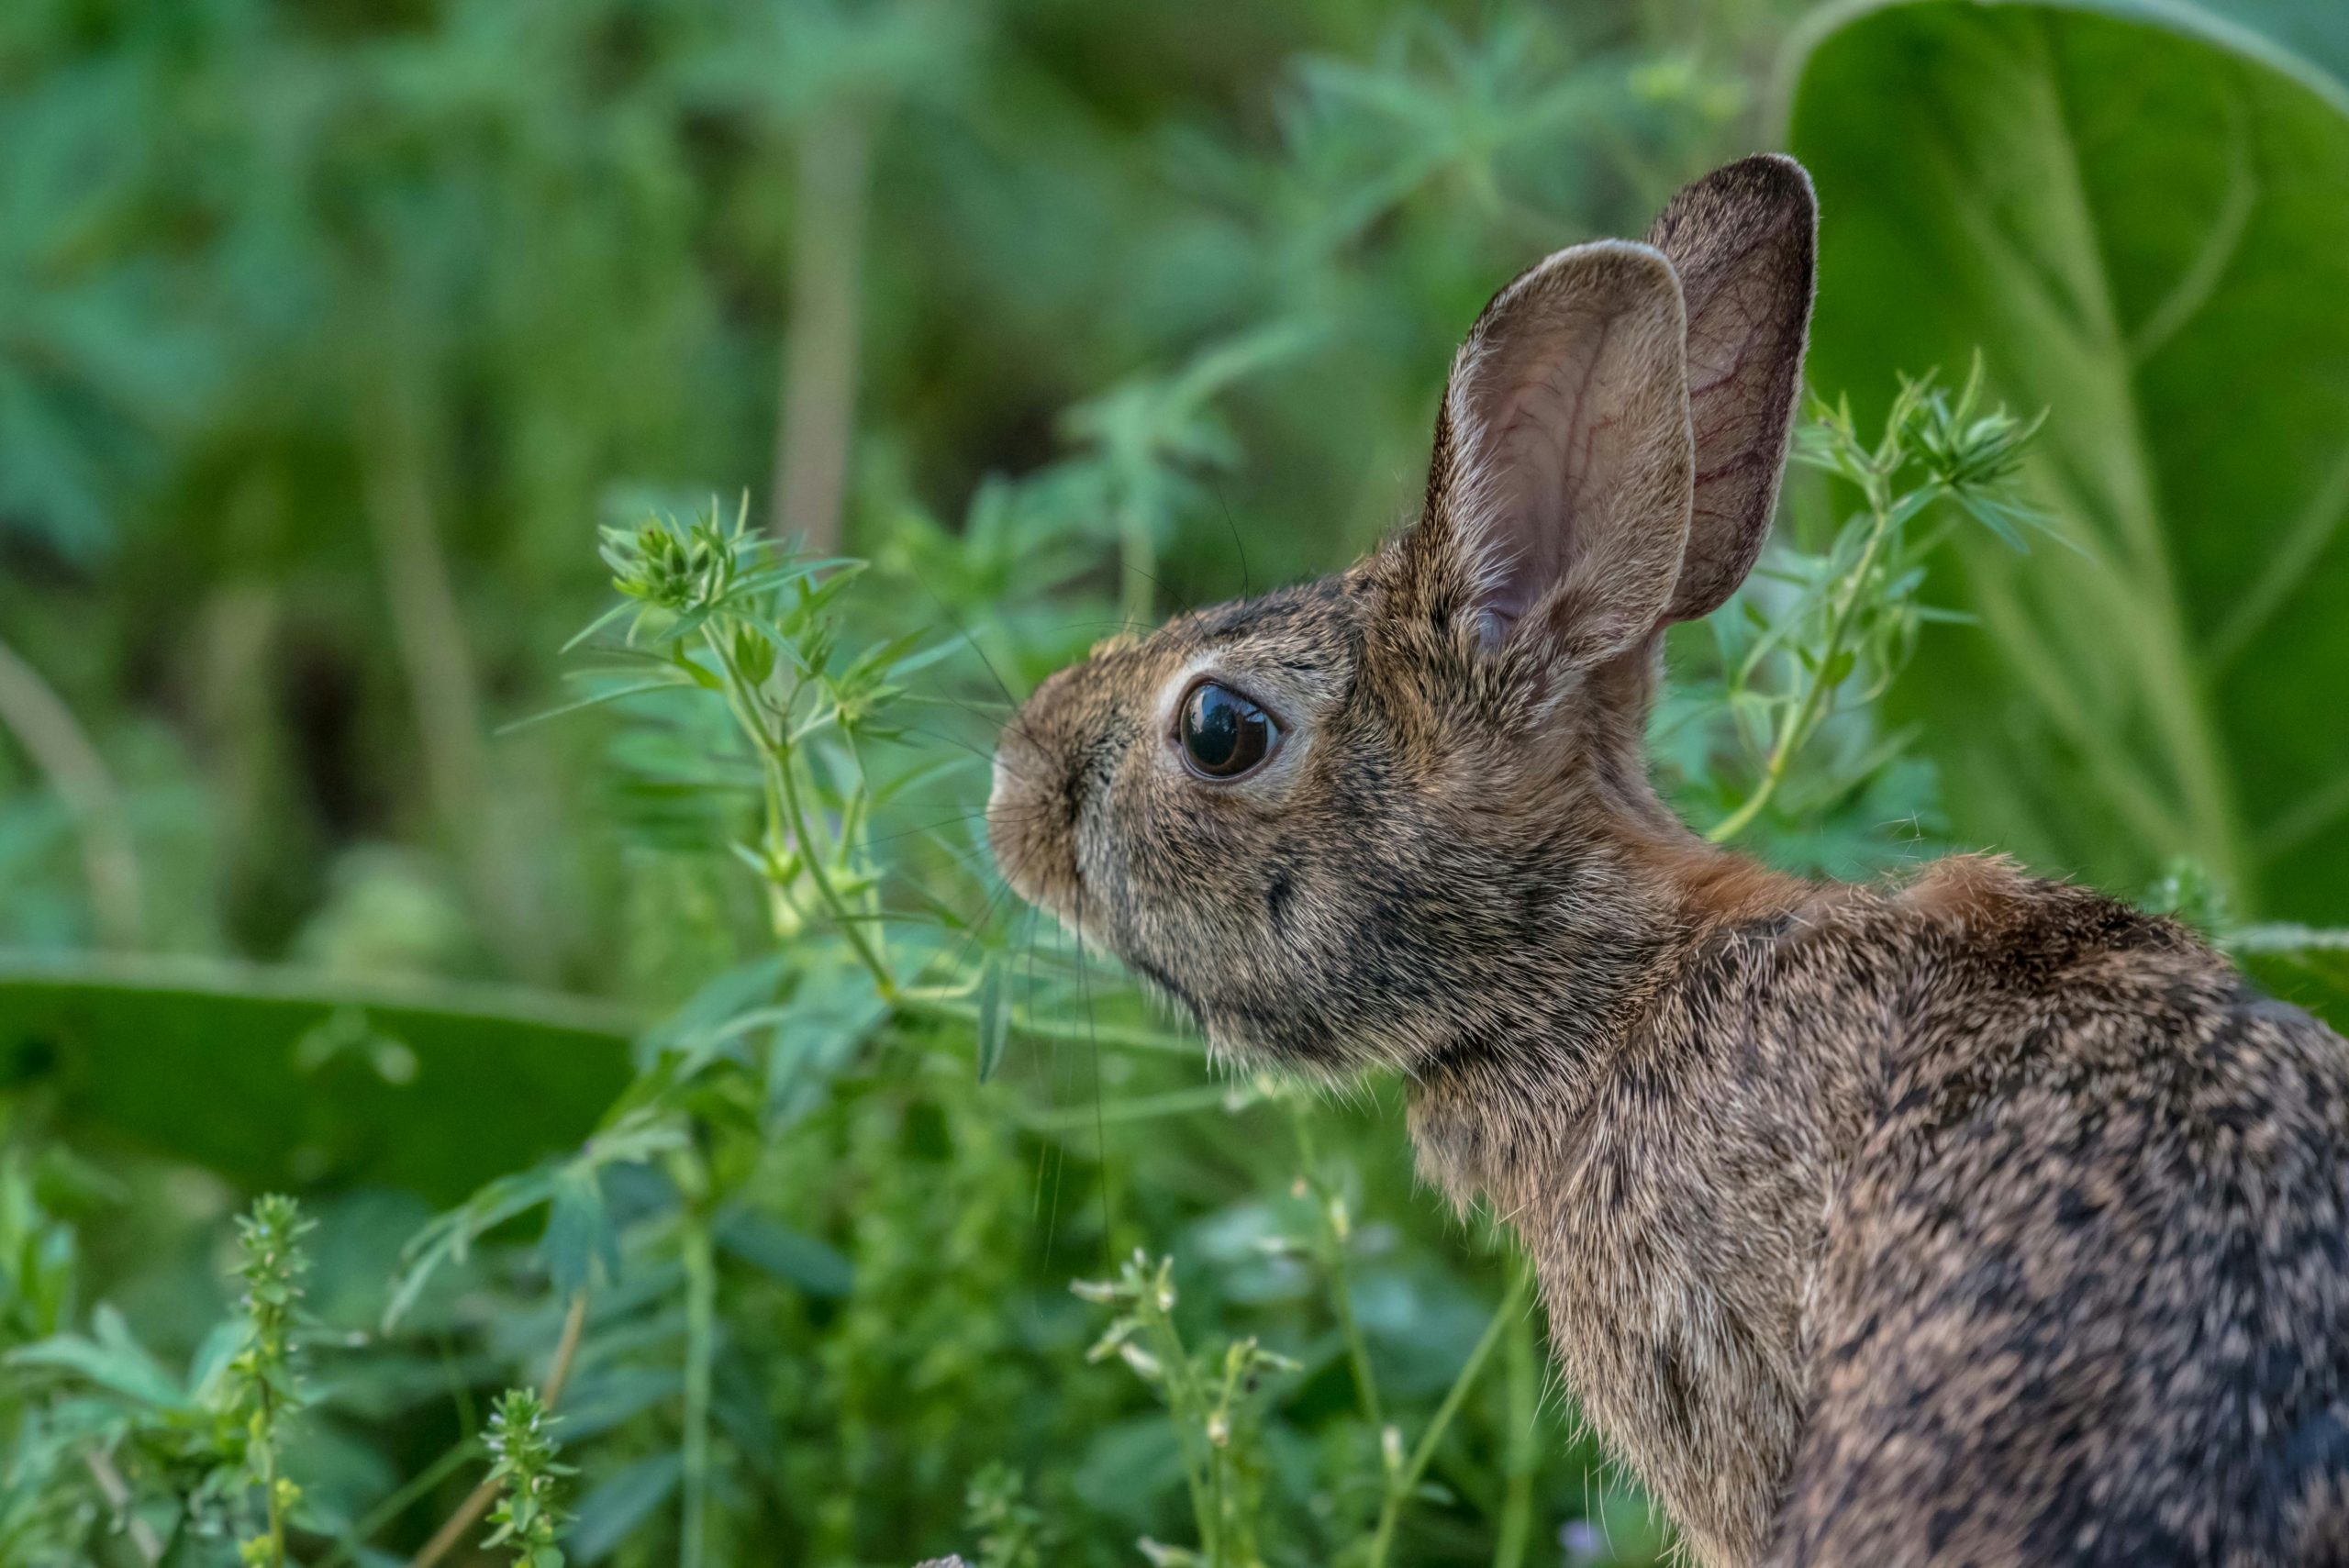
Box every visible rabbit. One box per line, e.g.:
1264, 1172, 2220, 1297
987, 153, 2349, 1567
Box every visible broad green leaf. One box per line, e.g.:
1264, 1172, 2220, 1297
1786, 0, 2349, 940
0, 951, 633, 1205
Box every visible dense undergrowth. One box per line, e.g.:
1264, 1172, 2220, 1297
5, 363, 2063, 1566
6, 2, 2349, 1565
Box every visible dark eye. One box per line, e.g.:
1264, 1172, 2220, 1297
1178, 681, 1276, 779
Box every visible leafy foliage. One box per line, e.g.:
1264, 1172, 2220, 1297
1788, 0, 2349, 947
1667, 358, 2049, 856
3, 3, 2345, 1567
484, 1391, 574, 1568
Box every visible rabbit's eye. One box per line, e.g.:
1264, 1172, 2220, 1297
1178, 681, 1276, 780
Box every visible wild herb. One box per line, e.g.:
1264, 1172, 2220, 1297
10, 6, 2346, 1567
228, 1196, 312, 1568
482, 1391, 574, 1568
1664, 358, 2050, 862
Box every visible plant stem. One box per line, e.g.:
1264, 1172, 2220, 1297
681, 1214, 718, 1568
0, 632, 142, 946
1119, 501, 1155, 628
1364, 1262, 1528, 1568
361, 384, 552, 982
1135, 1282, 1219, 1562
317, 1438, 481, 1568
1707, 478, 1910, 844
1291, 1106, 1382, 1429
708, 630, 897, 998
771, 727, 896, 998
774, 110, 872, 549
903, 994, 1197, 1054
259, 1390, 288, 1567
82, 1450, 163, 1564
1019, 1083, 1246, 1132
2231, 923, 2349, 953
1208, 1349, 1255, 1566
406, 1291, 588, 1568
1492, 1273, 1538, 1568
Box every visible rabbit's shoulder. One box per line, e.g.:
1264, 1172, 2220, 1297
1886, 854, 2343, 1127
1776, 862, 2349, 1565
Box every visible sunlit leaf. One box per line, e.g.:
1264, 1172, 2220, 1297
1789, 0, 2349, 923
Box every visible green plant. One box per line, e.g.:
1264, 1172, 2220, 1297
482, 1391, 574, 1568
1074, 1253, 1298, 1568
16, 4, 2344, 1565
1788, 0, 2349, 947
963, 1462, 1052, 1568
1682, 357, 2048, 850
0, 360, 2044, 1568
228, 1196, 311, 1568
5, 1192, 322, 1568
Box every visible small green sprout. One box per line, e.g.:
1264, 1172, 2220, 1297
231, 1194, 315, 1568
1076, 1253, 1297, 1566
1698, 357, 2050, 846
965, 1462, 1052, 1568
600, 507, 741, 615
484, 1388, 575, 1568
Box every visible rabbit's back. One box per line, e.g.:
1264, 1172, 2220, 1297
1421, 859, 2349, 1567
1768, 866, 2349, 1566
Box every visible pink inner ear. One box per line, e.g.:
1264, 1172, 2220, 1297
1436, 241, 1694, 666
1477, 345, 1619, 632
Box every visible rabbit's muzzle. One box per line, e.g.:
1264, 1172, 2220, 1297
987, 667, 1089, 922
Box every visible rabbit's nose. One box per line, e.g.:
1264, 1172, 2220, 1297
986, 711, 1076, 909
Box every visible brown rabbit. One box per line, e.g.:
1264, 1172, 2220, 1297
988, 154, 2349, 1566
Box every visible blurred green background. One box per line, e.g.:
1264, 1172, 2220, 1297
3, 1, 2346, 1565
0, 0, 1778, 976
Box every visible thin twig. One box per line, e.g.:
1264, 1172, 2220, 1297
83, 1449, 165, 1564
680, 1217, 718, 1568
406, 1291, 589, 1568
316, 1439, 481, 1568
1364, 1260, 1530, 1568
774, 110, 872, 549
1493, 1281, 1539, 1568
1292, 1105, 1384, 1429
361, 380, 553, 982
0, 632, 142, 946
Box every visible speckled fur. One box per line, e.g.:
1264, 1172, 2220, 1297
988, 156, 2349, 1565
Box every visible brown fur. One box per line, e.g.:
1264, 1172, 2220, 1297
988, 156, 2349, 1565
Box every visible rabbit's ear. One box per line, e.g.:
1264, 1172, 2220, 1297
1414, 239, 1695, 669
1643, 153, 1817, 622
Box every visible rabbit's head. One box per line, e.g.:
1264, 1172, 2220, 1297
990, 156, 1817, 1073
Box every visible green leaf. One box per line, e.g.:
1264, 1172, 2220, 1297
712, 1209, 852, 1298
6, 1305, 186, 1410
385, 1164, 565, 1330
0, 951, 633, 1205
1787, 0, 2349, 927
974, 956, 1010, 1083
542, 1168, 619, 1298
760, 964, 888, 1130
566, 1453, 685, 1564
